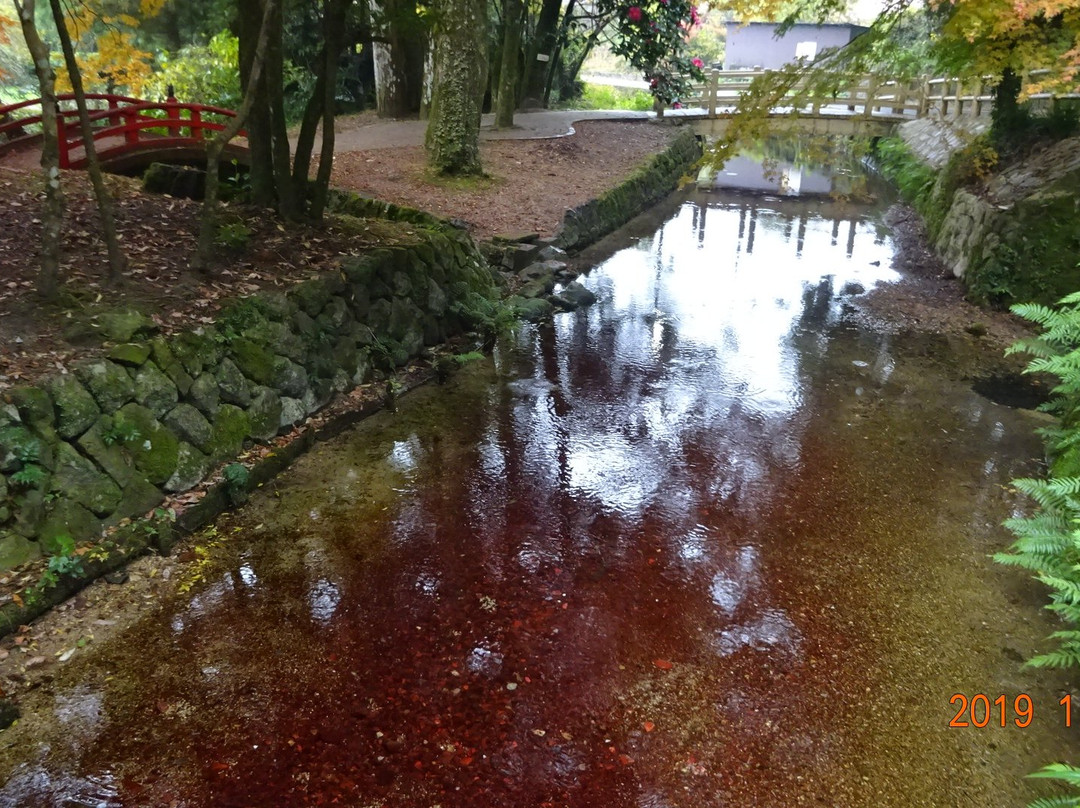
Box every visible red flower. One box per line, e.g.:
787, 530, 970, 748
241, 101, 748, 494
672, 101, 682, 109
627, 5, 642, 21
692, 57, 704, 68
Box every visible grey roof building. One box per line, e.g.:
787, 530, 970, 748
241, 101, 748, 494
723, 22, 869, 71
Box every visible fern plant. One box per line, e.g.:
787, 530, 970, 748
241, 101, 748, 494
1027, 763, 1080, 808
1001, 294, 1080, 807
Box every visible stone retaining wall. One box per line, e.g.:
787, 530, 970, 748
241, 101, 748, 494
884, 122, 1080, 307
554, 128, 702, 250
0, 203, 498, 570
932, 136, 1080, 305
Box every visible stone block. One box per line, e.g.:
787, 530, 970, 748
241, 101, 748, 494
208, 405, 250, 463
6, 386, 54, 433
45, 374, 100, 439
114, 403, 180, 486
229, 338, 276, 386
189, 373, 221, 418
51, 442, 122, 517
131, 361, 179, 418
77, 416, 138, 487
0, 532, 41, 570
247, 386, 283, 442
217, 358, 254, 407
107, 343, 151, 367
109, 474, 164, 523
165, 442, 209, 493
75, 359, 136, 412
38, 500, 102, 552
271, 357, 310, 399
163, 403, 214, 453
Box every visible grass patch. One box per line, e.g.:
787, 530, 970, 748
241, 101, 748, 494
563, 83, 654, 112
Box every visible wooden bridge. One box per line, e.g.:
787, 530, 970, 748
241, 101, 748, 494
669, 69, 1076, 137
0, 93, 248, 173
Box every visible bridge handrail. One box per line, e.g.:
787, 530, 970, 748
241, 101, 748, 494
0, 93, 243, 169
681, 68, 1073, 121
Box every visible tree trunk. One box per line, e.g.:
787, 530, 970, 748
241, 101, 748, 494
372, 0, 426, 118
292, 63, 327, 191
265, 0, 300, 220
14, 0, 63, 301
542, 0, 576, 106
48, 0, 127, 284
311, 0, 350, 220
194, 0, 276, 273
991, 67, 1024, 141
426, 0, 488, 175
239, 0, 276, 207
494, 0, 522, 128
519, 0, 560, 106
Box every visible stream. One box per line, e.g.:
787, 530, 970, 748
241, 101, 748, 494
0, 181, 1075, 807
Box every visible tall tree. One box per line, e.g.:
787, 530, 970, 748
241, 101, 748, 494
372, 0, 427, 117
520, 0, 561, 104
494, 0, 523, 127
238, 0, 358, 219
48, 0, 127, 283
425, 0, 489, 174
13, 0, 62, 300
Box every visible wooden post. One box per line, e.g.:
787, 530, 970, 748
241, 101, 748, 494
166, 89, 180, 137
707, 70, 718, 119
123, 105, 138, 144
190, 108, 203, 139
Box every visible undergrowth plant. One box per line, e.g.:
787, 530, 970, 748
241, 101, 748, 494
998, 293, 1080, 807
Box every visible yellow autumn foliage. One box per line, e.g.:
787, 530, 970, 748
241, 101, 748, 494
54, 0, 165, 95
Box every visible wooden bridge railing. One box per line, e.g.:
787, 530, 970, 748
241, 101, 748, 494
0, 93, 243, 169
680, 69, 1079, 121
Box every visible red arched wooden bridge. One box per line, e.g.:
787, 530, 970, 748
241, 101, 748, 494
0, 93, 249, 173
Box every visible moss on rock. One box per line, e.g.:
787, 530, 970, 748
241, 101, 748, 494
51, 442, 122, 517
230, 338, 277, 386
208, 405, 250, 462
165, 442, 210, 493
114, 403, 180, 485
131, 361, 179, 418
75, 359, 136, 412
45, 375, 101, 439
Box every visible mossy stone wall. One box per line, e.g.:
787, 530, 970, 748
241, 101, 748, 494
0, 206, 497, 570
554, 128, 702, 251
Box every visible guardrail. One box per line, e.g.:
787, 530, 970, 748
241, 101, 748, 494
0, 93, 243, 168
680, 69, 1078, 121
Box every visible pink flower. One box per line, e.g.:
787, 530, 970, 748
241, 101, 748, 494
692, 57, 704, 68
627, 5, 642, 21
672, 101, 682, 109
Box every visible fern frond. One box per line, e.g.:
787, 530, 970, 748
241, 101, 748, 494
1027, 797, 1080, 808
1026, 649, 1080, 668
1027, 763, 1080, 785
1011, 303, 1063, 327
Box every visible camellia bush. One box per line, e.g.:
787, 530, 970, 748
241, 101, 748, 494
603, 0, 706, 106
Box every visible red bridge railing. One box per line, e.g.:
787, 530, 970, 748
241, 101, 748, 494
0, 93, 245, 169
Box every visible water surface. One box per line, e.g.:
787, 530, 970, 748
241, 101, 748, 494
1, 190, 1073, 807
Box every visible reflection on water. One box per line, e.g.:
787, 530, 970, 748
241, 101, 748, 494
0, 189, 1062, 808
